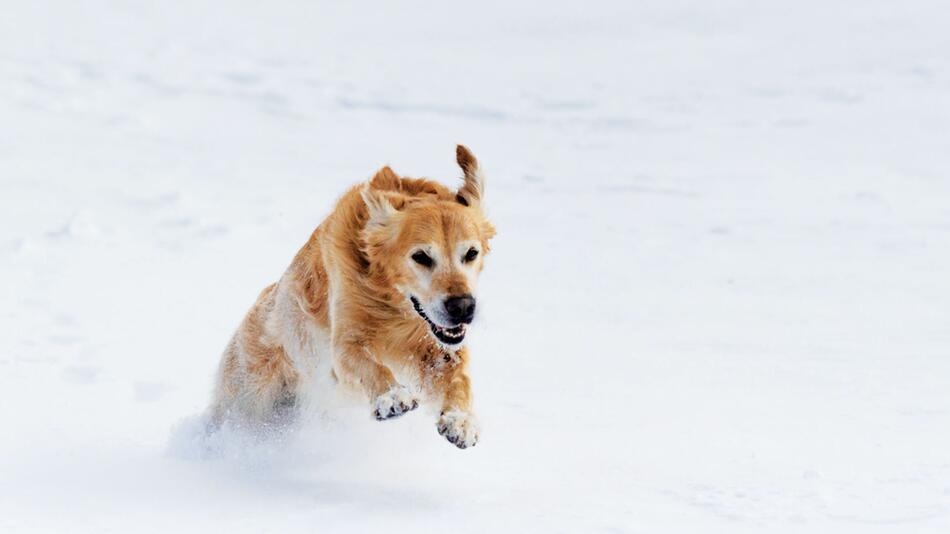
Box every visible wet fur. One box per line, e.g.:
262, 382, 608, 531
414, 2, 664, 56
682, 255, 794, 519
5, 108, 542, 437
209, 146, 495, 448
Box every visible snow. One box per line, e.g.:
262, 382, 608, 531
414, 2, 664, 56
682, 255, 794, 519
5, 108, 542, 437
2, 1, 950, 532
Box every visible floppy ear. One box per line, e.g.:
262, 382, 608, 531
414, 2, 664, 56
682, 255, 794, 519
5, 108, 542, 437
456, 144, 485, 207
360, 185, 397, 229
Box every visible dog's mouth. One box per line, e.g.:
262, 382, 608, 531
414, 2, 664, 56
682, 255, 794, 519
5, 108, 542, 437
410, 296, 467, 345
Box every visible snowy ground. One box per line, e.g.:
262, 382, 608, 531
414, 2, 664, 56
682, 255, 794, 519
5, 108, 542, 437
2, 1, 950, 532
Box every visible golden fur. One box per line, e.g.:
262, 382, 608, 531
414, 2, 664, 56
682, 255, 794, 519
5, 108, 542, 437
209, 145, 495, 448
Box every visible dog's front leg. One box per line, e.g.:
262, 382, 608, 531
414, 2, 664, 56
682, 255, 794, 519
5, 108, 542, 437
433, 348, 479, 449
332, 337, 420, 421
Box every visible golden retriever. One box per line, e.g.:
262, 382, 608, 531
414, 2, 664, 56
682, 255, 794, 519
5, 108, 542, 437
209, 145, 495, 449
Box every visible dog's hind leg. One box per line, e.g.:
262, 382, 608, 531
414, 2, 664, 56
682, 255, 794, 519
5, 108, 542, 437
206, 337, 242, 433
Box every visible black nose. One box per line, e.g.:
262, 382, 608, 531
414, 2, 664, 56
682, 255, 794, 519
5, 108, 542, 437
444, 294, 476, 324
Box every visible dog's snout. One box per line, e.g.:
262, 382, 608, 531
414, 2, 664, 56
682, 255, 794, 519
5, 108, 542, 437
444, 294, 476, 324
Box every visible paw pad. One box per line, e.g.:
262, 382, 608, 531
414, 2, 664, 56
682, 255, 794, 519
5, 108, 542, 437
437, 410, 480, 449
373, 386, 420, 421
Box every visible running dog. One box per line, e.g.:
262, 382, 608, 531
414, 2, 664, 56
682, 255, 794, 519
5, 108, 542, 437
209, 145, 495, 449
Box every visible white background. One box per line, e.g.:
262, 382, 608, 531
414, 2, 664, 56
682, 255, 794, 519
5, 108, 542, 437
2, 1, 949, 532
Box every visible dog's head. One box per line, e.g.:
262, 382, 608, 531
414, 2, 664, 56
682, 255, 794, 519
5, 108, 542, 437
361, 145, 496, 347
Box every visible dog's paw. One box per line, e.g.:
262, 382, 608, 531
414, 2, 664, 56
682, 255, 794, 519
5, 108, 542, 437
373, 385, 420, 421
437, 410, 479, 449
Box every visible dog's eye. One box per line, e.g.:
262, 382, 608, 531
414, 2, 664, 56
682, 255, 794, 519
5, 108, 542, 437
463, 247, 479, 263
411, 251, 434, 268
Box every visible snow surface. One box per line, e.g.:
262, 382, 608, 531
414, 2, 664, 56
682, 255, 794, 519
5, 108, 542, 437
2, 1, 950, 532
